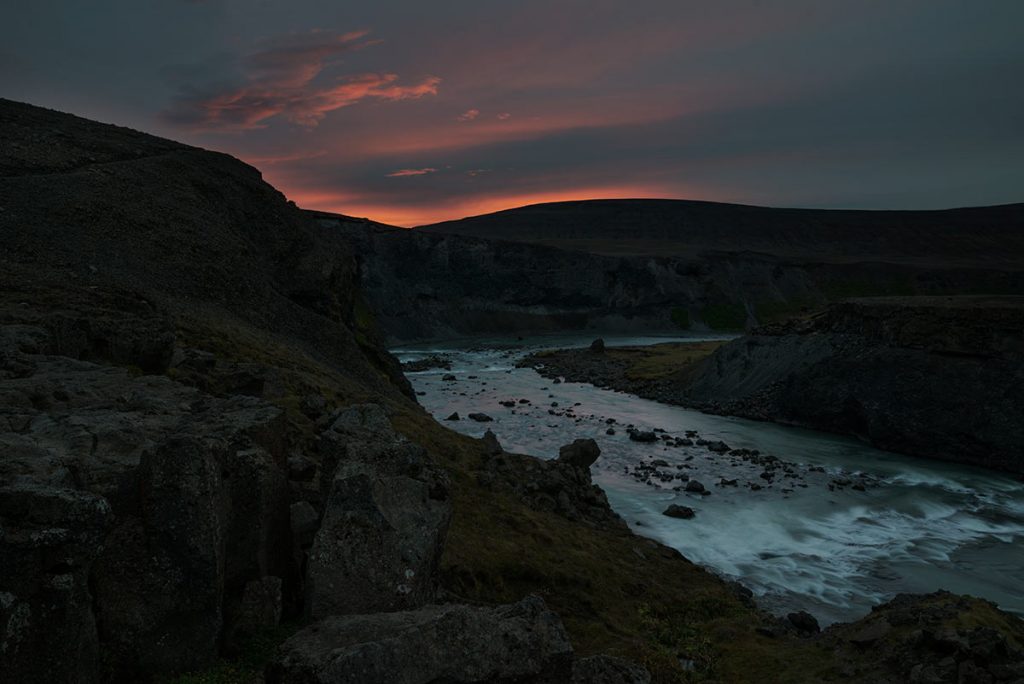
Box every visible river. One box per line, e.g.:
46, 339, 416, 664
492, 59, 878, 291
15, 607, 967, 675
393, 334, 1024, 626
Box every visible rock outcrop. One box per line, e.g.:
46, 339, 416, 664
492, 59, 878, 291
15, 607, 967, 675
323, 204, 1024, 342
305, 405, 451, 618
0, 329, 291, 679
267, 595, 575, 684
682, 297, 1024, 474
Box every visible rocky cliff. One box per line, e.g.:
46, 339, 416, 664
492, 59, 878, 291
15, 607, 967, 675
684, 298, 1024, 474
324, 216, 1024, 342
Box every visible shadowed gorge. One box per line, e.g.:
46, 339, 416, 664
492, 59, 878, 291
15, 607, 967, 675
3, 2, 1024, 677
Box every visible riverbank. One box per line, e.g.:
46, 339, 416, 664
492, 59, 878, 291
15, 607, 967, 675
520, 298, 1024, 476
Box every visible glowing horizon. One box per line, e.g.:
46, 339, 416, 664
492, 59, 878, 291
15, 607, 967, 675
4, 1, 1021, 218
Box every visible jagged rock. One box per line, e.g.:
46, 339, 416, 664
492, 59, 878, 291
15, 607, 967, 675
267, 596, 574, 684
572, 655, 651, 683
0, 485, 112, 683
557, 438, 601, 468
306, 407, 451, 619
629, 430, 657, 443
0, 351, 292, 679
787, 610, 820, 634
476, 451, 625, 530
662, 504, 695, 519
707, 440, 731, 453
482, 429, 503, 456
445, 412, 460, 421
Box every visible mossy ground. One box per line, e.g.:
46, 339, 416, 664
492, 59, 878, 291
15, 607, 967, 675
160, 320, 915, 683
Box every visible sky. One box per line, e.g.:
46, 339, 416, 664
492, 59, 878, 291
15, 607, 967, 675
2, 1, 1022, 226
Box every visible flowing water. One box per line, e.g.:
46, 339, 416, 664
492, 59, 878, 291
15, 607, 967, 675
394, 334, 1024, 625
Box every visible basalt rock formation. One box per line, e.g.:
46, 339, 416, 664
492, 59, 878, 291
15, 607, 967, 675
320, 199, 1024, 342
682, 297, 1024, 474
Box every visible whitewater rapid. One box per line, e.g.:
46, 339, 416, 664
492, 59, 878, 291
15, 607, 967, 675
394, 334, 1024, 625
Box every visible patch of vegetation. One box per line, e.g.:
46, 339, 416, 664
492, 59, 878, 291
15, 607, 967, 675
822, 278, 916, 300
699, 303, 747, 330
670, 306, 691, 330
611, 342, 724, 382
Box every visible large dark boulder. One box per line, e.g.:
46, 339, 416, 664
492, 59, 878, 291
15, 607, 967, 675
267, 596, 574, 684
306, 405, 451, 619
557, 438, 601, 468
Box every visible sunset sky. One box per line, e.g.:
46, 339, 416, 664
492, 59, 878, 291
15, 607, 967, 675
3, 1, 1022, 226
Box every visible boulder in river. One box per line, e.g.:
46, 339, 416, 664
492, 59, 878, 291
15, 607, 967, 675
684, 480, 706, 494
662, 504, 696, 520
629, 430, 658, 443
557, 438, 601, 468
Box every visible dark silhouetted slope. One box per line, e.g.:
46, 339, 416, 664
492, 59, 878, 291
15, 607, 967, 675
420, 198, 1024, 267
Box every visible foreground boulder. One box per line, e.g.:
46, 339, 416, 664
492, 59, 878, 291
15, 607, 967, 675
0, 338, 292, 679
557, 438, 601, 468
826, 591, 1024, 682
305, 405, 452, 618
267, 595, 574, 684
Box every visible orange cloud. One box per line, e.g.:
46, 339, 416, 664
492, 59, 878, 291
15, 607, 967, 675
457, 108, 480, 121
386, 167, 437, 177
163, 31, 440, 131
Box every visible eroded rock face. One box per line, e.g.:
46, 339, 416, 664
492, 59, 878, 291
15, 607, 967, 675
572, 655, 652, 684
268, 595, 574, 684
476, 448, 626, 530
305, 405, 452, 619
0, 330, 292, 679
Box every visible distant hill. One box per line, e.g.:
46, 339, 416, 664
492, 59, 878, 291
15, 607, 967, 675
419, 199, 1024, 267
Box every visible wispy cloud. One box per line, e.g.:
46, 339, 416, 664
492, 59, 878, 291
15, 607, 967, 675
457, 108, 480, 122
162, 30, 440, 131
386, 167, 437, 177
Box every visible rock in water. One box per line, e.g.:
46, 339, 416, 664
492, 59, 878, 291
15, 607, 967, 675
662, 504, 696, 519
684, 479, 706, 494
590, 338, 606, 353
445, 411, 460, 421
267, 596, 574, 684
629, 430, 658, 443
557, 438, 601, 468
468, 412, 493, 422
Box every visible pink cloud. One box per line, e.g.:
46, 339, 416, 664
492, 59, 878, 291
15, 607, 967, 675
457, 108, 480, 122
386, 167, 437, 177
163, 31, 440, 131
496, 112, 511, 120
